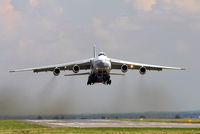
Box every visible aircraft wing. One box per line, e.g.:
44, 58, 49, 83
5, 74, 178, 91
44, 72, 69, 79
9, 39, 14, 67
110, 58, 185, 71
10, 58, 92, 73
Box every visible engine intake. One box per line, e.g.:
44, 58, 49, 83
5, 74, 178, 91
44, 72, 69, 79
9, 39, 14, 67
121, 64, 128, 73
139, 67, 146, 75
53, 68, 60, 76
73, 65, 80, 73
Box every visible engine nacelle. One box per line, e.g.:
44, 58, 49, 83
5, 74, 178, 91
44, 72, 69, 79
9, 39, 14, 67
53, 68, 60, 76
121, 64, 128, 73
139, 66, 146, 75
73, 65, 80, 73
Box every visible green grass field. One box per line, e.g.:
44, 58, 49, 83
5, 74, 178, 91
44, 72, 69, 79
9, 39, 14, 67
0, 120, 200, 134
112, 118, 200, 123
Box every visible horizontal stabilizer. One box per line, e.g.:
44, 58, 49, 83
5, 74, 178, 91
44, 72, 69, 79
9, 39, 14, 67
64, 72, 90, 76
110, 73, 125, 76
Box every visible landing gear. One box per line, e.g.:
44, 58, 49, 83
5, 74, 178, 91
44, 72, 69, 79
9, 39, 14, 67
87, 73, 97, 85
87, 80, 92, 85
103, 74, 111, 85
106, 80, 112, 85
87, 73, 112, 85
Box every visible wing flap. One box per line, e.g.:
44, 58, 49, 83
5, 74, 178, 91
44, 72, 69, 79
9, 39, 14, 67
110, 73, 125, 76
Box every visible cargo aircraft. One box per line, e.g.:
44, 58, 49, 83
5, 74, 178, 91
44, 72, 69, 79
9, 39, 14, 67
10, 47, 185, 85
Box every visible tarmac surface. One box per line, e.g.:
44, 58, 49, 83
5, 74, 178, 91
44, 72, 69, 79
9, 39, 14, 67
26, 119, 200, 128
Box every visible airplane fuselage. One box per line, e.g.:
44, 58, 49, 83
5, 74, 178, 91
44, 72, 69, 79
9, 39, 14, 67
88, 54, 112, 85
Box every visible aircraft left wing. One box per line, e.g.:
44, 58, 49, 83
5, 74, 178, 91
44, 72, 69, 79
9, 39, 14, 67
110, 58, 185, 71
9, 58, 92, 73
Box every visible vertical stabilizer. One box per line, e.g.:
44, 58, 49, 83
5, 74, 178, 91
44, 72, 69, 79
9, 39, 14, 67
93, 45, 97, 58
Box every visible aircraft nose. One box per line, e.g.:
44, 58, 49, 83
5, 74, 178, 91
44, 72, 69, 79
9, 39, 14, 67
104, 62, 110, 67
98, 61, 104, 67
96, 60, 110, 68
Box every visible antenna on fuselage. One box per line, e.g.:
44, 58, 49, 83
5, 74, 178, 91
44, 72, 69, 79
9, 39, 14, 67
93, 45, 97, 58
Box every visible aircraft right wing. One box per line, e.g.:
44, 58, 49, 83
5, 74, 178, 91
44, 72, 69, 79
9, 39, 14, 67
110, 58, 185, 71
9, 58, 93, 73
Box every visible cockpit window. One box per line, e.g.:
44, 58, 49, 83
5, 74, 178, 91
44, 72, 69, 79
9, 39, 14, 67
98, 52, 106, 56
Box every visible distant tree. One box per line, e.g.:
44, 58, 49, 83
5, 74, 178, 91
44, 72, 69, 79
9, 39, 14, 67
101, 116, 105, 119
53, 116, 59, 119
115, 116, 119, 119
80, 117, 87, 119
37, 115, 43, 120
106, 117, 109, 119
175, 115, 181, 119
60, 116, 65, 120
139, 115, 146, 119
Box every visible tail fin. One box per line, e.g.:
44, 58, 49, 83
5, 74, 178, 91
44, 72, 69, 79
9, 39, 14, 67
93, 45, 97, 58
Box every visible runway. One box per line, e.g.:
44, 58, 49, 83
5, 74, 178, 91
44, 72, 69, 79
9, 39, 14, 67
26, 119, 200, 128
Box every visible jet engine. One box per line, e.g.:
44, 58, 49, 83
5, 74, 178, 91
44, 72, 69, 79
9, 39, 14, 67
73, 65, 80, 73
121, 64, 128, 73
53, 68, 60, 76
139, 66, 146, 75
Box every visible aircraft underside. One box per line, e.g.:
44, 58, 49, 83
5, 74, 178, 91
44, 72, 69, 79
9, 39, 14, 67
87, 72, 111, 85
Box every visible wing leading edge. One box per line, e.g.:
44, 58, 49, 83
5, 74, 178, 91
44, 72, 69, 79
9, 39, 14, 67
110, 58, 185, 71
10, 58, 92, 73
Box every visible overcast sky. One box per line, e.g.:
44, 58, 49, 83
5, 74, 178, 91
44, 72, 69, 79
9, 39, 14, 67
0, 0, 200, 115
